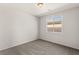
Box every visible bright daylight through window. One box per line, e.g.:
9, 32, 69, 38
47, 16, 63, 32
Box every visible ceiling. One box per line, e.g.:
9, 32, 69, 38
0, 3, 78, 16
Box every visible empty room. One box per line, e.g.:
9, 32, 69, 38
0, 3, 79, 55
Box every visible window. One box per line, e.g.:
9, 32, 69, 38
47, 16, 63, 32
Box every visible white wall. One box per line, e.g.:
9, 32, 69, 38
40, 7, 79, 49
0, 8, 38, 50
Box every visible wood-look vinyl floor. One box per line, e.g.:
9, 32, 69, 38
0, 39, 79, 55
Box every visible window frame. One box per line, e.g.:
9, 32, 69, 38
46, 16, 63, 33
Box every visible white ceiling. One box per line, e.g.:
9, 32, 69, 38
0, 3, 78, 16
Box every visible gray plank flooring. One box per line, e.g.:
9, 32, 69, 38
0, 39, 79, 55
